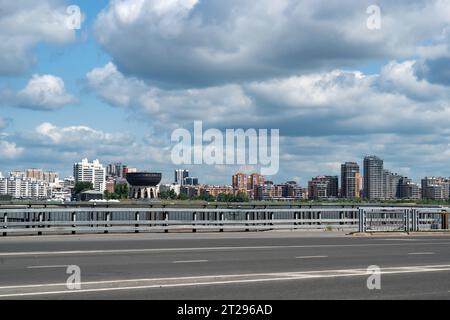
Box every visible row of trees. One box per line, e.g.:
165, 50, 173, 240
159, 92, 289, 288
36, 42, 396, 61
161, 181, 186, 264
73, 182, 450, 204
159, 190, 249, 203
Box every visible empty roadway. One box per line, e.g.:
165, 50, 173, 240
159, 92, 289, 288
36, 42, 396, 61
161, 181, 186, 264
0, 231, 449, 299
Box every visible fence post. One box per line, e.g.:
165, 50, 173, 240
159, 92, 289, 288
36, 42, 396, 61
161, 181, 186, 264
135, 212, 140, 233
404, 209, 410, 233
442, 210, 449, 230
193, 212, 197, 233
2, 213, 7, 237
71, 212, 77, 235
358, 208, 366, 233
220, 212, 224, 232
104, 212, 111, 234
38, 212, 43, 236
26, 212, 30, 229
411, 209, 417, 232
270, 212, 275, 230
164, 212, 169, 233
47, 211, 51, 229
245, 212, 250, 232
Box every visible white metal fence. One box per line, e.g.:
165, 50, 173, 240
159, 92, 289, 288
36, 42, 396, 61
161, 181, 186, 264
0, 207, 448, 236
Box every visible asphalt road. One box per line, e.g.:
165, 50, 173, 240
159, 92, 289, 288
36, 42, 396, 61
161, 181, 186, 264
0, 231, 449, 300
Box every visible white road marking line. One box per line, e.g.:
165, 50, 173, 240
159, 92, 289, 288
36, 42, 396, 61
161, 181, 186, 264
1, 242, 449, 257
0, 264, 449, 289
408, 252, 435, 255
0, 264, 450, 298
374, 239, 418, 241
172, 260, 208, 264
295, 256, 328, 259
27, 265, 69, 269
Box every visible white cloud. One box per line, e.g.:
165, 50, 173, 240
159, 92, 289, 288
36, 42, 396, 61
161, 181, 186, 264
80, 58, 450, 184
86, 63, 254, 128
0, 0, 80, 75
377, 60, 445, 100
86, 62, 140, 108
0, 121, 172, 176
35, 122, 131, 146
0, 121, 151, 168
8, 74, 77, 110
0, 141, 23, 159
4, 0, 450, 184
277, 133, 450, 183
94, 0, 450, 87
86, 61, 450, 136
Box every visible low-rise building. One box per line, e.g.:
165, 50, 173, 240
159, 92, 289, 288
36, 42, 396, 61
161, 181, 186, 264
201, 186, 234, 198
421, 177, 450, 200
308, 176, 339, 200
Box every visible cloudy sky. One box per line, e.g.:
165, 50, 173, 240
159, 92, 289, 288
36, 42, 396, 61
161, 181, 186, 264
1, 0, 450, 185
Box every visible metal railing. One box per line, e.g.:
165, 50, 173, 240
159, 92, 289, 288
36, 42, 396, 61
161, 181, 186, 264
0, 207, 358, 236
359, 207, 449, 232
0, 207, 448, 236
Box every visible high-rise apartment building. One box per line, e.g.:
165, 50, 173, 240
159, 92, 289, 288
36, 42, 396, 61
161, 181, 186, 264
383, 170, 404, 199
341, 162, 362, 198
73, 159, 106, 192
363, 156, 384, 200
43, 172, 58, 184
175, 169, 189, 186
232, 173, 247, 189
26, 169, 44, 181
25, 169, 58, 183
0, 176, 50, 199
106, 163, 126, 178
232, 173, 264, 199
184, 177, 199, 186
0, 178, 7, 195
247, 173, 264, 191
363, 156, 416, 200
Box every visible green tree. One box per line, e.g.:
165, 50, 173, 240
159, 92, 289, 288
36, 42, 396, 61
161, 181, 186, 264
168, 190, 177, 199
103, 183, 129, 200
217, 193, 232, 202
234, 192, 249, 202
115, 183, 129, 199
177, 193, 189, 200
159, 191, 169, 199
0, 195, 12, 201
73, 182, 94, 195
104, 191, 116, 200
160, 190, 178, 200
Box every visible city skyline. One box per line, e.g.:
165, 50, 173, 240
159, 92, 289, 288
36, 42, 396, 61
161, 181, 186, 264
0, 154, 435, 188
2, 1, 450, 185
0, 156, 414, 186
4, 153, 450, 202
0, 153, 444, 187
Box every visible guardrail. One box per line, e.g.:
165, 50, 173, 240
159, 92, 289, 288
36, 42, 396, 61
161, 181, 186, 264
0, 207, 448, 236
360, 208, 449, 232
0, 208, 358, 236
